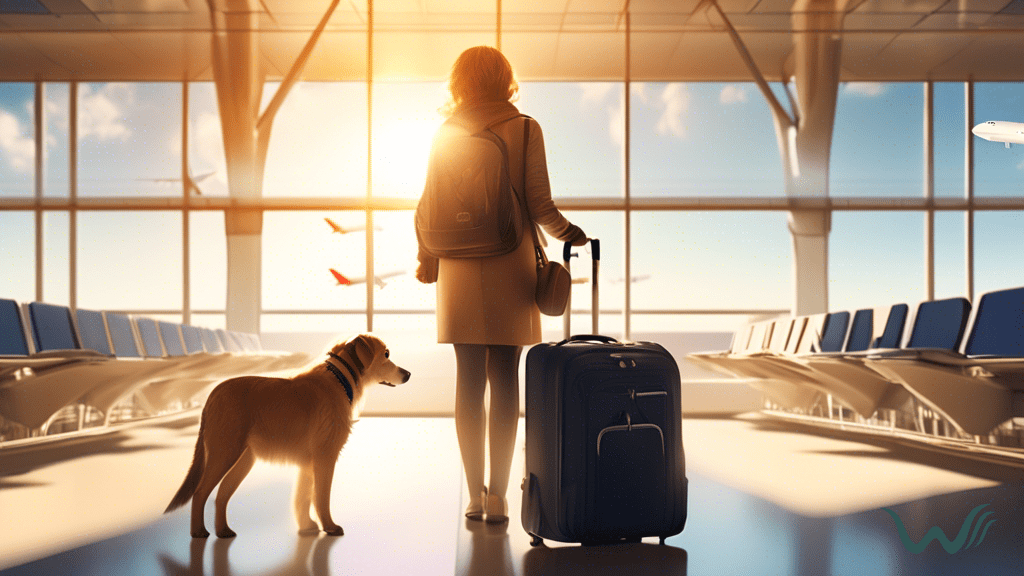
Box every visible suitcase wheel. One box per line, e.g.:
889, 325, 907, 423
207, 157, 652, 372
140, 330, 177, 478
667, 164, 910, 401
530, 535, 543, 547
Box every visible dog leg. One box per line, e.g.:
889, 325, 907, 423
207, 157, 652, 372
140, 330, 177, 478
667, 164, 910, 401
313, 460, 343, 536
294, 464, 319, 535
214, 447, 255, 538
190, 437, 246, 538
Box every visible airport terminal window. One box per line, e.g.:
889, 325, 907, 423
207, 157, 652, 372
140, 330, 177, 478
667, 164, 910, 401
518, 82, 624, 199
630, 211, 791, 315
187, 83, 228, 198
630, 82, 783, 198
77, 83, 182, 198
371, 82, 446, 199
974, 211, 1024, 296
263, 82, 367, 199
829, 211, 924, 311
189, 212, 227, 312
262, 211, 367, 313
831, 82, 923, 197
371, 210, 434, 311
0, 83, 34, 198
42, 211, 70, 306
973, 82, 1024, 198
933, 82, 966, 199
0, 212, 35, 302
260, 313, 366, 334
934, 211, 967, 300
76, 211, 183, 311
43, 83, 70, 198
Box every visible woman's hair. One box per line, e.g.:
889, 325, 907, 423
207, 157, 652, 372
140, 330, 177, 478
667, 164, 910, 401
442, 46, 518, 117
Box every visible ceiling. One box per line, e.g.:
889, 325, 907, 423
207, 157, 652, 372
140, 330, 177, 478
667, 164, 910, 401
1, 0, 1024, 82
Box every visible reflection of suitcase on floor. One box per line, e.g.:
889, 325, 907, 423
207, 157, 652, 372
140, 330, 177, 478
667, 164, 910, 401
521, 239, 688, 546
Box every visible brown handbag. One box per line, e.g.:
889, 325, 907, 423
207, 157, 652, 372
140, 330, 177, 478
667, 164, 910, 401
519, 119, 571, 316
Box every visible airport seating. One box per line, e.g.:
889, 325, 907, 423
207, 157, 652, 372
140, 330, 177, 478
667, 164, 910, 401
863, 288, 1024, 435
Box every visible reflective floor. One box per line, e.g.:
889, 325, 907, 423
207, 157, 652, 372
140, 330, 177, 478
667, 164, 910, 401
2, 415, 1023, 576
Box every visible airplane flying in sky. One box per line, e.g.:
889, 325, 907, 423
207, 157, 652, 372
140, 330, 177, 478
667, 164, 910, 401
329, 268, 406, 288
142, 170, 216, 195
972, 120, 1024, 149
324, 218, 382, 235
612, 274, 652, 284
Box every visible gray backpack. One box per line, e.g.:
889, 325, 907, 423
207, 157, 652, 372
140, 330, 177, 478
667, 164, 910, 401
415, 115, 527, 259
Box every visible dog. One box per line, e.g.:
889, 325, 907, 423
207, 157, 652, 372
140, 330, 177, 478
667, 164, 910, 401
163, 334, 411, 538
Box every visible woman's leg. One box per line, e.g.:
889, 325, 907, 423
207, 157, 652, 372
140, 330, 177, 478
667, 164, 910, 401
453, 344, 488, 506
485, 344, 523, 498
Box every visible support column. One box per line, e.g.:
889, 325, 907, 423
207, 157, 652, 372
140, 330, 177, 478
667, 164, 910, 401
788, 209, 830, 315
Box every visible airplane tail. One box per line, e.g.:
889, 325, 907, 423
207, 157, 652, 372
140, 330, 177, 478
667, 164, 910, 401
330, 268, 351, 285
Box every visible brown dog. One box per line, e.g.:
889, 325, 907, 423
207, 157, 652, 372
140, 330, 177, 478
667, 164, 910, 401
164, 334, 411, 538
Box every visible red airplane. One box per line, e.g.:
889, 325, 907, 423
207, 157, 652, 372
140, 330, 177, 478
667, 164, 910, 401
329, 268, 406, 288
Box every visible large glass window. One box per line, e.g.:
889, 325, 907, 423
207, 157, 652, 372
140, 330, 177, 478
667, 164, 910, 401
42, 211, 70, 306
630, 82, 783, 197
371, 82, 445, 199
934, 211, 966, 300
0, 83, 34, 198
934, 83, 965, 199
973, 82, 1024, 198
630, 211, 792, 314
829, 212, 925, 311
974, 211, 1024, 297
76, 211, 183, 310
262, 211, 367, 312
0, 212, 35, 302
77, 83, 182, 197
831, 83, 923, 197
519, 82, 624, 198
263, 82, 368, 198
372, 210, 432, 311
187, 83, 228, 198
43, 83, 70, 198
189, 211, 226, 311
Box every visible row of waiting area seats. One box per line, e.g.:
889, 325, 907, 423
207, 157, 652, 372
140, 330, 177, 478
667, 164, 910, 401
0, 299, 309, 437
689, 285, 1024, 438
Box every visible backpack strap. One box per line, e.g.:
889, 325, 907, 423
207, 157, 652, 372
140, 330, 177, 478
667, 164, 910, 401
519, 116, 548, 266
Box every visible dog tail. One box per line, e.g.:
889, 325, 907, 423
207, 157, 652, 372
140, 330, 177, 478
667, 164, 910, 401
164, 416, 206, 513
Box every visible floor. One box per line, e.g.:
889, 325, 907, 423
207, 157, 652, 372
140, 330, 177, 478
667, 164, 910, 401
1, 413, 1023, 576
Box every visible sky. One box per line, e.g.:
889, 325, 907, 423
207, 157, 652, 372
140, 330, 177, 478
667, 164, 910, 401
2, 79, 1024, 334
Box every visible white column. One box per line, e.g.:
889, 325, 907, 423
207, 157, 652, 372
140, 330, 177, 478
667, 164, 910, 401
788, 209, 830, 315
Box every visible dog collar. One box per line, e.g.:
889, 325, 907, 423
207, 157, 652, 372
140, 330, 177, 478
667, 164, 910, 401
328, 351, 363, 378
324, 360, 354, 403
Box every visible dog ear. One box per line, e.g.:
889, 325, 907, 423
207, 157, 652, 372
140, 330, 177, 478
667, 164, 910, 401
346, 335, 372, 368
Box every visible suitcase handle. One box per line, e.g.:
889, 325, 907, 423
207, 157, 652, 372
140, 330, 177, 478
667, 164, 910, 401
556, 334, 619, 346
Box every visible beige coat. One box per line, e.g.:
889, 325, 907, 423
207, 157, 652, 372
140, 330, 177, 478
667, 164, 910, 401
432, 107, 584, 346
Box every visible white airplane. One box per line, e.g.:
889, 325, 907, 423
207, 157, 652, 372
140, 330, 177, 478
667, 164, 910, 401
141, 170, 216, 195
612, 274, 652, 284
324, 217, 382, 235
329, 268, 405, 288
972, 120, 1024, 149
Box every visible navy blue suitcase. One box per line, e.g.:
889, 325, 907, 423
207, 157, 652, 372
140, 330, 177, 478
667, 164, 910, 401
521, 240, 688, 546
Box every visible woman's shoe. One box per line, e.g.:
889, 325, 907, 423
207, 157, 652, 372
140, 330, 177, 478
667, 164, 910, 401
484, 492, 508, 524
465, 489, 486, 521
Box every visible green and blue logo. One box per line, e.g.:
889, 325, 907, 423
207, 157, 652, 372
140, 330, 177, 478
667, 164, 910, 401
883, 504, 996, 554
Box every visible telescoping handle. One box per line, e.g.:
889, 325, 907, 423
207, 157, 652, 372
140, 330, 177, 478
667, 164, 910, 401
562, 238, 600, 339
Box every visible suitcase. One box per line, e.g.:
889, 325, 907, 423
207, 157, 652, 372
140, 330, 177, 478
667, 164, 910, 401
521, 239, 688, 546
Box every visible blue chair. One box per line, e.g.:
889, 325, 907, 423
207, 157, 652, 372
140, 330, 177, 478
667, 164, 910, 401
28, 302, 80, 352
158, 321, 186, 357
181, 325, 204, 355
76, 309, 113, 356
135, 318, 165, 358
105, 313, 142, 358
0, 298, 30, 357
844, 309, 874, 353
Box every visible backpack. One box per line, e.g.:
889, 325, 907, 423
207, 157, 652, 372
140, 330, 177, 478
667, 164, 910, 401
415, 115, 528, 259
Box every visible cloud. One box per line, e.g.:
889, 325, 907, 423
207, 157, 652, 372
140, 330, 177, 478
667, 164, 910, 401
719, 84, 748, 104
844, 82, 885, 97
0, 109, 35, 173
77, 83, 133, 141
655, 83, 690, 139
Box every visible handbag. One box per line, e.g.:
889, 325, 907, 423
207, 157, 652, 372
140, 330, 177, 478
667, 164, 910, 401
519, 119, 571, 316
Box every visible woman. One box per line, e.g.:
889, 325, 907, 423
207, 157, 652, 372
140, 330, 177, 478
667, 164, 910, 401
416, 46, 588, 523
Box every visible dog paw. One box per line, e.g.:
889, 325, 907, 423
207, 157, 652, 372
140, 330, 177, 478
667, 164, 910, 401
323, 525, 344, 536
191, 528, 210, 539
216, 527, 237, 539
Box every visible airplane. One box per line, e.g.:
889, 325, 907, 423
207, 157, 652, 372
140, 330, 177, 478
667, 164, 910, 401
972, 120, 1024, 149
612, 274, 652, 284
324, 217, 382, 235
141, 170, 216, 195
329, 268, 406, 288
